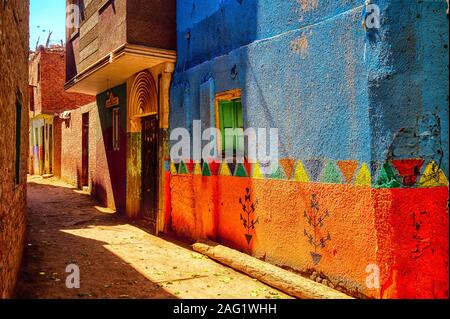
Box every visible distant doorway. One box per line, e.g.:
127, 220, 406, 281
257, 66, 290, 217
41, 126, 45, 175
141, 114, 159, 231
81, 113, 89, 187
48, 123, 53, 174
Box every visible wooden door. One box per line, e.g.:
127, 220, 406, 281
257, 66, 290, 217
81, 113, 89, 187
141, 115, 159, 230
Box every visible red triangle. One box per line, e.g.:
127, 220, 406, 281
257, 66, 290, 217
208, 160, 221, 176
184, 160, 195, 174
391, 159, 424, 186
243, 159, 252, 177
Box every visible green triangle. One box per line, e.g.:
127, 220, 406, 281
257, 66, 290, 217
234, 163, 247, 177
321, 161, 342, 184
202, 162, 211, 176
270, 165, 286, 180
179, 161, 188, 174
374, 163, 401, 188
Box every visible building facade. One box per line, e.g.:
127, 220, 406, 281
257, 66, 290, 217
0, 0, 29, 298
168, 1, 449, 298
65, 0, 176, 229
29, 45, 95, 177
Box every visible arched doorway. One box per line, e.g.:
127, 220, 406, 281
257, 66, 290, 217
127, 71, 159, 231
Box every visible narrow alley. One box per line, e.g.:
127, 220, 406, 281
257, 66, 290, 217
16, 176, 290, 300
1, 0, 448, 303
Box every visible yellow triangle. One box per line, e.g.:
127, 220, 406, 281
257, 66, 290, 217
170, 162, 177, 175
355, 163, 371, 186
419, 161, 449, 187
293, 160, 310, 182
219, 161, 231, 176
193, 162, 202, 175
252, 162, 264, 179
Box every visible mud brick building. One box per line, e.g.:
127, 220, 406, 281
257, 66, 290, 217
168, 1, 449, 298
0, 0, 29, 298
29, 45, 95, 176
58, 102, 100, 192
65, 0, 176, 226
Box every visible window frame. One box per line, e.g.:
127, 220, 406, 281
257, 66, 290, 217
214, 89, 244, 158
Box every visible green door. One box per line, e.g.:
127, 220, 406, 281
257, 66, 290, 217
218, 98, 244, 156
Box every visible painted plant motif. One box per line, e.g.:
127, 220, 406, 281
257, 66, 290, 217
239, 188, 259, 245
411, 211, 431, 259
304, 194, 331, 265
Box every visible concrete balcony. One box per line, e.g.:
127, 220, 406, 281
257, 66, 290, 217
65, 0, 176, 95
65, 43, 176, 95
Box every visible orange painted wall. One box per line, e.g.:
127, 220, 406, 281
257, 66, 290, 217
169, 175, 449, 298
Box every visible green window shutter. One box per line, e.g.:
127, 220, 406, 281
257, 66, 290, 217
234, 99, 243, 128
219, 98, 244, 155
234, 99, 244, 156
219, 100, 235, 153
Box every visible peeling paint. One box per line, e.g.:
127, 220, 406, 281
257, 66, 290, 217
290, 34, 309, 58
169, 0, 449, 299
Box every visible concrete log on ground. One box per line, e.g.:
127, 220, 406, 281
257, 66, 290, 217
193, 241, 353, 300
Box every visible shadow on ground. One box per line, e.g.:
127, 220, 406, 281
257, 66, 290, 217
15, 177, 290, 300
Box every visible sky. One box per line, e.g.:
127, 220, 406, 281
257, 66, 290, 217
30, 0, 66, 49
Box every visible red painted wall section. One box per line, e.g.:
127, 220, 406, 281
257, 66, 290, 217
164, 171, 172, 233
376, 187, 449, 299
170, 174, 449, 298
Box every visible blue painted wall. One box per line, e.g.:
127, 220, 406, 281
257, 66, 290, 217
171, 0, 449, 178
367, 0, 449, 177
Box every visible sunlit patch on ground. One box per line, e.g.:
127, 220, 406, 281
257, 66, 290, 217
17, 177, 291, 299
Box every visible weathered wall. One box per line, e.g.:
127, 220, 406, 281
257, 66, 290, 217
95, 84, 127, 213
368, 1, 449, 177
169, 170, 448, 298
126, 0, 176, 51
60, 84, 126, 213
97, 0, 127, 58
53, 118, 62, 177
66, 0, 177, 81
60, 102, 97, 187
29, 47, 95, 115
29, 48, 95, 177
0, 0, 29, 298
169, 0, 449, 298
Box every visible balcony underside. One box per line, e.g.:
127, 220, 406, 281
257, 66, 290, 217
65, 44, 176, 96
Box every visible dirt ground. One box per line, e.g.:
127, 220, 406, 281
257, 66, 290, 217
15, 176, 291, 299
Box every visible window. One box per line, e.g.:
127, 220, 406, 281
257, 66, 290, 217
215, 89, 244, 157
15, 95, 22, 185
112, 108, 120, 151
